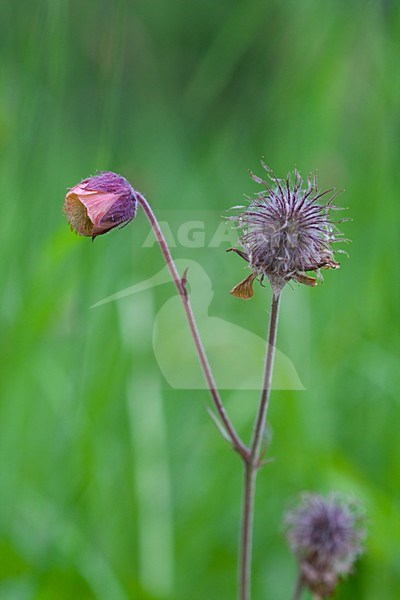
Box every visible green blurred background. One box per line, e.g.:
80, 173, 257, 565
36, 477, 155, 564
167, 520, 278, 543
0, 0, 399, 598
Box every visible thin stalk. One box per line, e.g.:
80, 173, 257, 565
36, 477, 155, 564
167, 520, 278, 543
250, 292, 281, 463
239, 291, 281, 600
239, 463, 256, 600
291, 573, 304, 600
136, 192, 249, 461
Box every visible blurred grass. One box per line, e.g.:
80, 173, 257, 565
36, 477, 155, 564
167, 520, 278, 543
0, 0, 399, 598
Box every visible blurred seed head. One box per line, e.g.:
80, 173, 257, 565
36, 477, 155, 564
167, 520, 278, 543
228, 163, 348, 298
285, 493, 366, 597
64, 171, 137, 239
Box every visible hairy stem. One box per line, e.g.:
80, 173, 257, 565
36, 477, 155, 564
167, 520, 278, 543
239, 291, 281, 600
136, 192, 249, 461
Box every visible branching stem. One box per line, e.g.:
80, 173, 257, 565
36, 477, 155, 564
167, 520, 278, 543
137, 191, 283, 600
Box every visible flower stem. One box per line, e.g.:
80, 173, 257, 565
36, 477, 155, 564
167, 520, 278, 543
291, 573, 304, 600
250, 291, 281, 463
239, 463, 256, 600
239, 291, 281, 600
136, 192, 249, 461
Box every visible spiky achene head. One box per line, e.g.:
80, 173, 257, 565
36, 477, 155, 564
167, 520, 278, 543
285, 493, 366, 597
228, 164, 348, 298
64, 171, 137, 239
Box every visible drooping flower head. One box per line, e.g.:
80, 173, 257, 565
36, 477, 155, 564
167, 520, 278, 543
64, 171, 137, 239
285, 493, 366, 597
228, 163, 348, 298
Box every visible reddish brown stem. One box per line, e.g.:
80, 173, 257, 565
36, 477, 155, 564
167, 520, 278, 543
136, 192, 249, 461
239, 291, 281, 600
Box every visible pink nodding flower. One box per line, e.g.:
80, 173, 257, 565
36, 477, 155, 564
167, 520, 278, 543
64, 171, 137, 239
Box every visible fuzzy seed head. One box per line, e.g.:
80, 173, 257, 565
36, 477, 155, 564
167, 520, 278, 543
285, 493, 366, 597
228, 164, 348, 298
